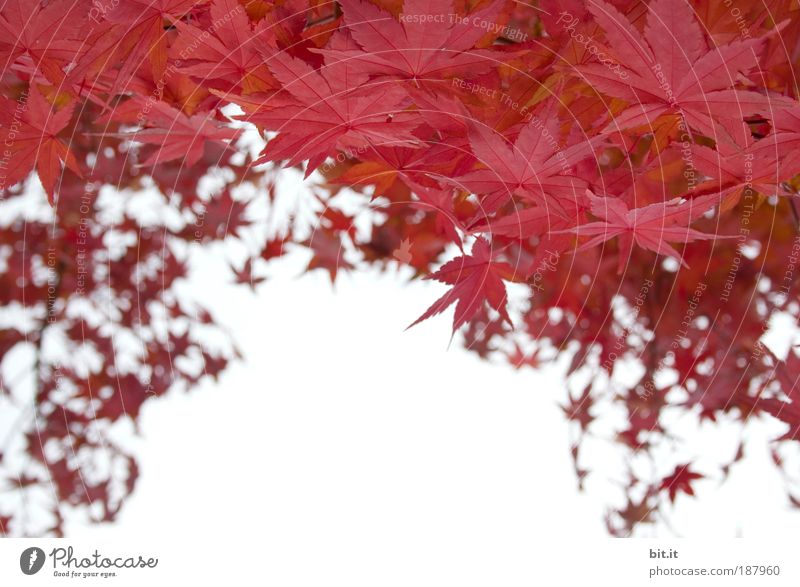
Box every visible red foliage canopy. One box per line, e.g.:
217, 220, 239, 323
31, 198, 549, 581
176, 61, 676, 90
2, 0, 800, 537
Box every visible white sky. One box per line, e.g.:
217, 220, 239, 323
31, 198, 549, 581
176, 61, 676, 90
63, 243, 800, 555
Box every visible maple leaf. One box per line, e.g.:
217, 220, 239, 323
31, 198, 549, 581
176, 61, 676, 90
659, 464, 704, 503
691, 127, 800, 209
246, 51, 422, 176
410, 237, 520, 332
0, 0, 83, 84
456, 109, 601, 216
93, 374, 151, 421
317, 199, 358, 240
332, 144, 457, 195
470, 206, 551, 239
119, 99, 241, 168
0, 86, 82, 203
767, 348, 800, 397
773, 104, 800, 134
303, 227, 354, 282
405, 180, 466, 244
187, 190, 252, 241
171, 0, 278, 94
103, 0, 206, 90
567, 191, 723, 272
579, 0, 794, 136
506, 343, 540, 370
201, 351, 228, 381
260, 232, 293, 262
232, 258, 267, 291
316, 0, 515, 83
765, 105, 800, 185
562, 383, 593, 431
608, 496, 656, 536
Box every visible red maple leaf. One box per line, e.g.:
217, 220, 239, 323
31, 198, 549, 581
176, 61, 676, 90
103, 0, 206, 89
171, 0, 278, 94
317, 0, 515, 83
579, 0, 793, 136
260, 232, 293, 262
770, 105, 800, 177
246, 51, 422, 176
189, 189, 252, 241
334, 144, 457, 195
456, 110, 600, 216
410, 237, 520, 332
568, 191, 723, 272
0, 86, 82, 203
609, 496, 657, 536
562, 383, 594, 431
232, 258, 267, 291
303, 227, 354, 282
692, 126, 800, 209
118, 99, 241, 168
0, 0, 83, 84
659, 464, 704, 503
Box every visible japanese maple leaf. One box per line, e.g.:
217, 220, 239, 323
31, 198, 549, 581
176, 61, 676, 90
767, 348, 800, 397
118, 100, 240, 168
580, 0, 793, 136
470, 206, 551, 239
567, 191, 722, 272
171, 0, 278, 94
303, 227, 354, 282
659, 464, 703, 503
774, 103, 800, 133
334, 144, 457, 195
0, 87, 81, 203
201, 350, 228, 381
691, 126, 800, 209
681, 350, 753, 421
246, 51, 422, 176
0, 0, 83, 84
768, 104, 800, 180
506, 343, 540, 370
609, 496, 656, 536
103, 0, 205, 87
405, 180, 465, 244
232, 258, 267, 291
190, 190, 252, 240
468, 187, 592, 240
456, 116, 600, 216
562, 383, 594, 431
260, 232, 293, 262
410, 237, 520, 332
316, 0, 514, 83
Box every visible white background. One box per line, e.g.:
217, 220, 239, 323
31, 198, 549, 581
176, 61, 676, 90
61, 244, 800, 546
